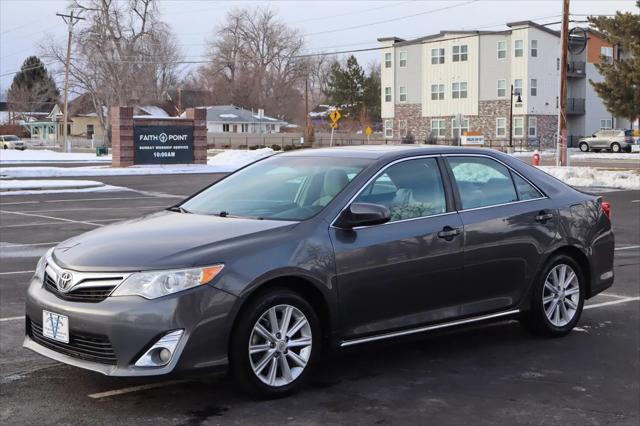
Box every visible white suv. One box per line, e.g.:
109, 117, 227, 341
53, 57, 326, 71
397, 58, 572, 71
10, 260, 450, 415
578, 129, 635, 153
0, 135, 26, 150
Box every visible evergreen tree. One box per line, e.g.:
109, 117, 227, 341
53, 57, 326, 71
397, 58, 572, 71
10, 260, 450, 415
325, 55, 365, 117
363, 66, 381, 123
588, 3, 640, 124
7, 56, 59, 119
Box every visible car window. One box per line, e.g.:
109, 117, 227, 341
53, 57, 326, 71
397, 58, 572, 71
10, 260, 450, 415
448, 156, 518, 209
512, 172, 543, 201
354, 158, 446, 222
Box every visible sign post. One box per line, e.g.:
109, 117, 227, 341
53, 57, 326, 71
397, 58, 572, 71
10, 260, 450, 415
329, 109, 341, 147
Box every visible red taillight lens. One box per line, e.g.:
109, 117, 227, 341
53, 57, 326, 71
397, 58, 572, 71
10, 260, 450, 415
601, 200, 611, 219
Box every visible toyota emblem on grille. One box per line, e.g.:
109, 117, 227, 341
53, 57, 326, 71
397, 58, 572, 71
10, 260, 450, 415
58, 272, 73, 291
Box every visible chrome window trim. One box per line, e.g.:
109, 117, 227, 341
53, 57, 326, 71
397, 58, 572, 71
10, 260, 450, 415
329, 154, 449, 229
341, 309, 520, 347
45, 255, 130, 293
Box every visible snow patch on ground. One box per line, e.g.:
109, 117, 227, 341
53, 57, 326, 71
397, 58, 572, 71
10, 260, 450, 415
0, 148, 274, 178
0, 149, 111, 163
0, 179, 105, 190
570, 152, 640, 160
538, 166, 640, 190
0, 182, 127, 196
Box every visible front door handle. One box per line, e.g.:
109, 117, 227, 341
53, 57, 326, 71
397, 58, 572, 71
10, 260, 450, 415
535, 211, 554, 222
438, 226, 461, 240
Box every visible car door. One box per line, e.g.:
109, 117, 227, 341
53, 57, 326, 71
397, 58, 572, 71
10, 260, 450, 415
444, 155, 558, 316
330, 156, 465, 340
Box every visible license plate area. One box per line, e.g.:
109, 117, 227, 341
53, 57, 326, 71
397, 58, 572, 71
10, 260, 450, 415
42, 310, 69, 343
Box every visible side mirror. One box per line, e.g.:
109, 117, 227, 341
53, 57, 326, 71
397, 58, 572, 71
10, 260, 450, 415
334, 202, 391, 229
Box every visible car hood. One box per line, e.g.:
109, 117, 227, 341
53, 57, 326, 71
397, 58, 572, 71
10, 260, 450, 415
53, 211, 297, 272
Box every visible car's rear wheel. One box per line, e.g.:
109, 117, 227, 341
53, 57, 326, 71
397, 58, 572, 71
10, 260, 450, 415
611, 142, 621, 153
229, 288, 320, 398
579, 142, 589, 152
521, 254, 585, 337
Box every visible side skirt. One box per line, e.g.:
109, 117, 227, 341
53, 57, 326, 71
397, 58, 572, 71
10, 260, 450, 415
340, 309, 520, 348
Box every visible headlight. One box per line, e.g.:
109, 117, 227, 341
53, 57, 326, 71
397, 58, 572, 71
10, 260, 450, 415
34, 248, 53, 281
111, 264, 224, 299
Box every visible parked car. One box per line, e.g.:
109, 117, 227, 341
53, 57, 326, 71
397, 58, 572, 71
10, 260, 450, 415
578, 129, 635, 153
24, 146, 614, 398
0, 134, 25, 150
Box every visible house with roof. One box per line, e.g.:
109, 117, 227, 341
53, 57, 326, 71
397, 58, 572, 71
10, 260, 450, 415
202, 105, 287, 134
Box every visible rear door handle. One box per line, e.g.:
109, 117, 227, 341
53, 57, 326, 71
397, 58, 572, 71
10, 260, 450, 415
535, 211, 554, 222
438, 226, 461, 239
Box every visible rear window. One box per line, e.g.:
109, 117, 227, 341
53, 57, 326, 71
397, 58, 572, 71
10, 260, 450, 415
624, 130, 633, 136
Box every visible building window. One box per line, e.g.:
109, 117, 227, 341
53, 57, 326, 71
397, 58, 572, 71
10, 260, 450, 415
514, 79, 523, 96
600, 119, 613, 129
384, 86, 392, 102
452, 117, 469, 139
431, 48, 445, 64
222, 123, 230, 132
496, 118, 507, 137
514, 117, 524, 137
384, 120, 393, 138
528, 117, 537, 137
399, 86, 407, 102
431, 84, 445, 100
497, 41, 507, 59
431, 119, 446, 138
530, 78, 537, 96
452, 82, 468, 99
384, 52, 392, 68
601, 46, 613, 64
398, 119, 408, 137
530, 39, 538, 57
399, 51, 407, 67
515, 40, 524, 57
497, 79, 506, 97
86, 124, 94, 140
241, 123, 248, 132
452, 45, 468, 62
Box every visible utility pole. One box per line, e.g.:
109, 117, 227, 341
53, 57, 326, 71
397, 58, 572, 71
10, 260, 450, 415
57, 10, 85, 153
557, 0, 570, 166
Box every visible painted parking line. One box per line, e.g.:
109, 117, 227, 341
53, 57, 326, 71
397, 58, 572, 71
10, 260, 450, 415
0, 242, 60, 247
87, 380, 187, 399
0, 316, 24, 323
632, 200, 639, 203
44, 196, 166, 203
0, 210, 101, 226
584, 297, 640, 310
14, 206, 165, 214
0, 221, 100, 229
0, 201, 39, 206
614, 245, 640, 251
0, 270, 35, 276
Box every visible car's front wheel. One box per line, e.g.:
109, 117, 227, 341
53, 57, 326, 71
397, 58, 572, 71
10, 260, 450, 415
229, 288, 320, 398
579, 142, 589, 152
521, 254, 585, 337
611, 142, 621, 153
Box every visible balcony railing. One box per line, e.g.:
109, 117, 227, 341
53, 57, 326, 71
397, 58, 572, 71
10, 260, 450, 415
567, 61, 586, 78
567, 98, 585, 115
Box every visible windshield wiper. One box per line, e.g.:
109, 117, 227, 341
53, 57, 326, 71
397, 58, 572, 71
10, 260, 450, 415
167, 206, 191, 214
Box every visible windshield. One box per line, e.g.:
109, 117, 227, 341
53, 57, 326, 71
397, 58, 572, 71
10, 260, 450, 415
4, 135, 20, 141
181, 155, 371, 220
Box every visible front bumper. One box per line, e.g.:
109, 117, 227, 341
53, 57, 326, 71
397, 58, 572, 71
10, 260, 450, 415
24, 276, 237, 376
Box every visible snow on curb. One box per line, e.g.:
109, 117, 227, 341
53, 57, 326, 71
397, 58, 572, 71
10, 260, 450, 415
538, 166, 640, 190
0, 149, 111, 163
0, 185, 128, 196
0, 148, 275, 178
0, 179, 105, 192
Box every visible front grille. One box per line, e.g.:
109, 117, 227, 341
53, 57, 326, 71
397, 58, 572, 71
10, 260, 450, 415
27, 318, 117, 365
44, 272, 116, 303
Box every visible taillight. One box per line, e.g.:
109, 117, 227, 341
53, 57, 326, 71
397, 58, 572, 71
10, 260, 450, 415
601, 200, 611, 219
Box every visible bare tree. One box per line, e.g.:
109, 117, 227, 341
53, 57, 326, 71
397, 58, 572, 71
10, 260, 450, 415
41, 0, 182, 143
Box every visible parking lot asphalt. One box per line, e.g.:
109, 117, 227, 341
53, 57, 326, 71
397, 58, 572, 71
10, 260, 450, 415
0, 173, 638, 425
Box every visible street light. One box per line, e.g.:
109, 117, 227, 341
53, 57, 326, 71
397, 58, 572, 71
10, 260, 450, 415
509, 84, 523, 150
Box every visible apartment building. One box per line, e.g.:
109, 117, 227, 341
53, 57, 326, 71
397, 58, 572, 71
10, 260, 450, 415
379, 20, 629, 147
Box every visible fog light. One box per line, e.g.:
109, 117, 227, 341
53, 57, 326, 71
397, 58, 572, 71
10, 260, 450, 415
134, 330, 183, 368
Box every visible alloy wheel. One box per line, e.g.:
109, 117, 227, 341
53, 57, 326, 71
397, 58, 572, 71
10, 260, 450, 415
248, 304, 312, 387
542, 264, 580, 327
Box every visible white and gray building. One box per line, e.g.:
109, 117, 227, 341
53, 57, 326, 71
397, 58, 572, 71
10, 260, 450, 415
379, 20, 631, 147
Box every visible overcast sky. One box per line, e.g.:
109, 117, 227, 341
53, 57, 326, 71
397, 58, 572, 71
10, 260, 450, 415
1, 0, 637, 97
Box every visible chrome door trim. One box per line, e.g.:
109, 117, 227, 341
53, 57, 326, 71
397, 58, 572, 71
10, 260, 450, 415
340, 309, 520, 347
329, 154, 446, 229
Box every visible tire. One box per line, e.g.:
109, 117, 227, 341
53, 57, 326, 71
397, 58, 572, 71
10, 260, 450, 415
578, 142, 589, 152
521, 254, 585, 337
2, 145, 7, 149
611, 143, 621, 153
229, 287, 321, 398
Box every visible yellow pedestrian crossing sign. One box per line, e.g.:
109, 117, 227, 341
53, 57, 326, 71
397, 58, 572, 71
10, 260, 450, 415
365, 126, 373, 136
330, 109, 341, 123
330, 121, 339, 129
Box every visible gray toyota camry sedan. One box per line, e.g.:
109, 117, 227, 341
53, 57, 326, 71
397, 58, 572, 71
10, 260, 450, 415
24, 145, 614, 397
